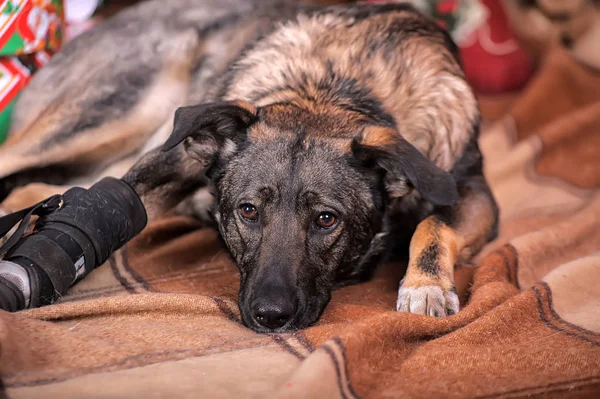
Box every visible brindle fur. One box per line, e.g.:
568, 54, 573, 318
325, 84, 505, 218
0, 0, 498, 332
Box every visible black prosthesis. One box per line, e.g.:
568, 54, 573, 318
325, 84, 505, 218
0, 178, 147, 311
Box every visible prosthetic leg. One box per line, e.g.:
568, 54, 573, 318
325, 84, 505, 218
0, 177, 147, 311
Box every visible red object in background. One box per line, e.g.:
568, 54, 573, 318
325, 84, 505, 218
365, 0, 536, 94
459, 0, 535, 94
437, 0, 458, 14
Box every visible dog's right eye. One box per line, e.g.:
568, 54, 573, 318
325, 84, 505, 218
239, 204, 258, 222
315, 212, 338, 230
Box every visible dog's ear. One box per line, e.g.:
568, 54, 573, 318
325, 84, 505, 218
352, 126, 458, 206
162, 101, 258, 167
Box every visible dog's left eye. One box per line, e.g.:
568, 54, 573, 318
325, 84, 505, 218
239, 204, 258, 222
315, 212, 337, 230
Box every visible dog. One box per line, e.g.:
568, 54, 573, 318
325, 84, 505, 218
0, 0, 498, 332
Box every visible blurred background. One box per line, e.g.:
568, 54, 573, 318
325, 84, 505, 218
0, 0, 597, 143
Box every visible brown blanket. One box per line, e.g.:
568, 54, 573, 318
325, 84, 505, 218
1, 47, 599, 399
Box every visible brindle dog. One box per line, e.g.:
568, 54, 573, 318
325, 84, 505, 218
0, 0, 498, 332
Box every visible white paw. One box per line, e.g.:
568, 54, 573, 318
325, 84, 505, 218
174, 188, 215, 223
396, 284, 459, 317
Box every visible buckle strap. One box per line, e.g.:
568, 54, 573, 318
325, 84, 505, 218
0, 195, 63, 258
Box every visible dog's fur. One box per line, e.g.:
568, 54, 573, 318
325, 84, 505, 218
0, 0, 498, 332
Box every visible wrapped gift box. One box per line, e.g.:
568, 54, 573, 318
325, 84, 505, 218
0, 0, 64, 144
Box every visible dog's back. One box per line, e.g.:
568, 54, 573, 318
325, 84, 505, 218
0, 0, 477, 202
0, 0, 310, 199
221, 3, 478, 172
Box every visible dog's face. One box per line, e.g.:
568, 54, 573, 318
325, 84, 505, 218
162, 101, 457, 332
214, 122, 383, 333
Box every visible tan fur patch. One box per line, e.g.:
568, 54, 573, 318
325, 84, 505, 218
248, 124, 281, 141
452, 185, 498, 262
403, 217, 461, 292
232, 100, 257, 116
360, 126, 397, 148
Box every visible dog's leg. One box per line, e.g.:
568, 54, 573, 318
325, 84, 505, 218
396, 176, 498, 316
121, 99, 261, 222
121, 147, 207, 222
1, 146, 206, 243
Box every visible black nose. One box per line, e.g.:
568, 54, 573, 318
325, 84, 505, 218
251, 297, 296, 330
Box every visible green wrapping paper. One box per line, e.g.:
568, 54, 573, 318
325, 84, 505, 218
0, 0, 64, 144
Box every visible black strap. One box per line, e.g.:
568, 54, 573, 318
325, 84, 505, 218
9, 234, 75, 294
0, 195, 63, 258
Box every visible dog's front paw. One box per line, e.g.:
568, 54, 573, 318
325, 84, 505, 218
396, 283, 459, 317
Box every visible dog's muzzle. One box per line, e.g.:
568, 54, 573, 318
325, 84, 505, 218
0, 177, 147, 311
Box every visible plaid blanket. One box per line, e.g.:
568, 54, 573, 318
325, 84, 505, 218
1, 46, 599, 399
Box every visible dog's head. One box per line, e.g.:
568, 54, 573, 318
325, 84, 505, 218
162, 101, 458, 332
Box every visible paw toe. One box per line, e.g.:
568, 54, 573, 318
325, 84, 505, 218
396, 284, 459, 317
445, 289, 460, 315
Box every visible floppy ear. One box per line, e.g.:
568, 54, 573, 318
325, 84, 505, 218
162, 101, 258, 167
352, 126, 458, 206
